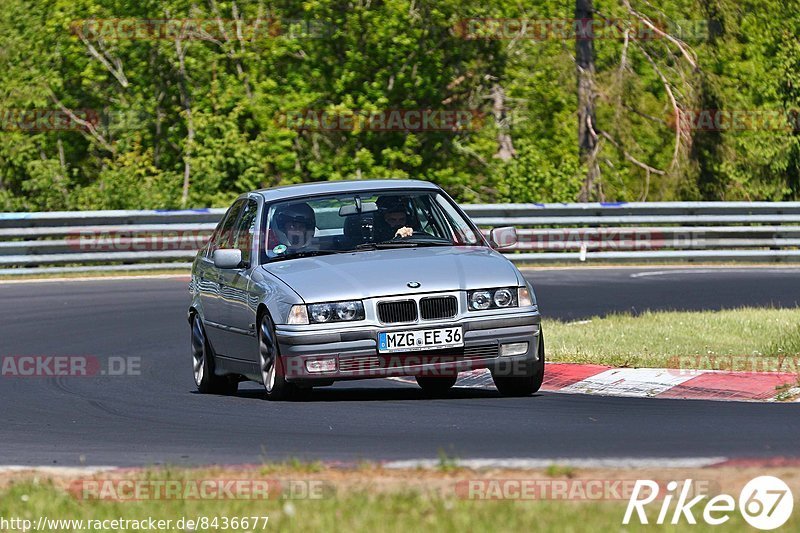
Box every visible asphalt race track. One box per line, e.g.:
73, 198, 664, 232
527, 267, 800, 320
1, 267, 799, 467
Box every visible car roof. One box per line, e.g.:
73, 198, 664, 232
248, 179, 440, 202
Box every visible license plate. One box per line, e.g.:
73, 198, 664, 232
378, 327, 464, 353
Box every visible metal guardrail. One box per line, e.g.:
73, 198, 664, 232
1, 202, 800, 274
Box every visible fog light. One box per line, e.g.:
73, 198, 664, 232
499, 342, 528, 357
306, 358, 336, 373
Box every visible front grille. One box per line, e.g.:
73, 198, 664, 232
377, 300, 417, 323
339, 356, 381, 372
463, 344, 499, 359
379, 344, 499, 365
420, 296, 457, 320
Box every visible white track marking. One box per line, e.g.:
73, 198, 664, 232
630, 268, 800, 278
388, 369, 495, 389
559, 368, 696, 397
0, 274, 189, 284
454, 369, 494, 388
0, 466, 118, 475
387, 376, 416, 385
781, 387, 800, 402
384, 457, 728, 469
520, 265, 800, 274
391, 364, 791, 401
0, 459, 731, 472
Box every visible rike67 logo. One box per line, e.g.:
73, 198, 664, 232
623, 476, 793, 529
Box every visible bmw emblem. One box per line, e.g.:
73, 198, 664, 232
407, 281, 421, 288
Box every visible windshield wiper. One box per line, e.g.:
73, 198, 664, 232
355, 241, 418, 250
400, 239, 452, 246
268, 250, 343, 262
355, 240, 451, 250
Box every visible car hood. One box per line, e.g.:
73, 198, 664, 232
262, 246, 521, 302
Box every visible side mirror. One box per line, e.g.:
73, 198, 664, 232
489, 226, 518, 249
213, 248, 243, 269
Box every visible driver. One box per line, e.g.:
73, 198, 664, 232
376, 197, 414, 241
269, 202, 316, 253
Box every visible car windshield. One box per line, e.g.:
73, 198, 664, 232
262, 190, 483, 262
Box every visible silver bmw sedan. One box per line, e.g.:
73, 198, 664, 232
189, 179, 543, 400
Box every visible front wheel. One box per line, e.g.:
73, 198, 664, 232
492, 333, 545, 397
258, 313, 295, 401
191, 314, 237, 395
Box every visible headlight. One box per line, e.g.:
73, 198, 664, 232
335, 301, 360, 321
469, 290, 492, 310
468, 287, 519, 310
493, 288, 513, 307
310, 304, 334, 323
307, 301, 365, 323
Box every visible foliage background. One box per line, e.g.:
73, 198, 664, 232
1, 0, 799, 210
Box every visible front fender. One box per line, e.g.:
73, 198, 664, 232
250, 267, 305, 324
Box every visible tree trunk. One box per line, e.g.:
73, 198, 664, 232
576, 0, 600, 201
491, 83, 516, 161
175, 38, 195, 208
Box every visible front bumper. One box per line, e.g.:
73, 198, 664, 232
275, 312, 541, 382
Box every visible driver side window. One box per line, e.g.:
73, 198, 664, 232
209, 200, 245, 256
232, 199, 259, 266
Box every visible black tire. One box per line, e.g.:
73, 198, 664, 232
191, 313, 238, 395
492, 333, 545, 397
258, 312, 295, 401
415, 375, 458, 395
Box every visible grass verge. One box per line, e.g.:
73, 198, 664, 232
543, 307, 800, 371
1, 464, 799, 532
